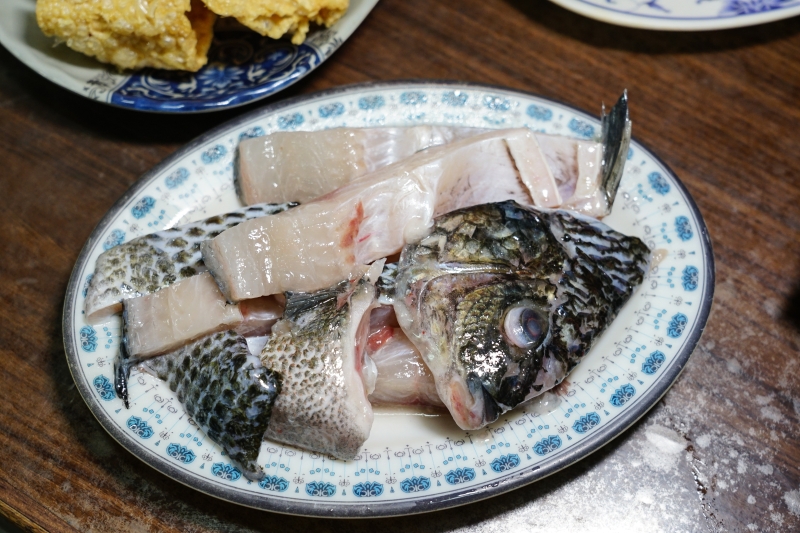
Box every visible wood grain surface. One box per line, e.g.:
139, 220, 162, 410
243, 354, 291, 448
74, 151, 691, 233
1, 0, 799, 531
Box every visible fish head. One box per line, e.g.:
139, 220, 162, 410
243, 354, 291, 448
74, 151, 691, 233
393, 201, 650, 430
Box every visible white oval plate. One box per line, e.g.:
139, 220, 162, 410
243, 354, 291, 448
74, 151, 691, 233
0, 0, 378, 112
63, 81, 714, 517
548, 0, 800, 30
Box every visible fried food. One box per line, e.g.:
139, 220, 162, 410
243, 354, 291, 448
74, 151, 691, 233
36, 0, 216, 71
203, 0, 348, 44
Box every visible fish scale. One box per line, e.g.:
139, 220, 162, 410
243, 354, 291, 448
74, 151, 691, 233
260, 277, 376, 460
84, 202, 296, 323
142, 331, 281, 480
394, 201, 650, 430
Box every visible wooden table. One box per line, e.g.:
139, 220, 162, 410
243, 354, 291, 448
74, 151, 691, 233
1, 0, 799, 531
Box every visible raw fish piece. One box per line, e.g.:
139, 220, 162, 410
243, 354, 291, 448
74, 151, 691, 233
203, 95, 631, 302
393, 201, 650, 430
236, 126, 486, 205
520, 92, 630, 217
259, 267, 380, 459
203, 128, 553, 302
368, 327, 444, 408
84, 202, 295, 324
537, 135, 601, 206
235, 94, 630, 219
561, 92, 632, 217
140, 331, 281, 480
123, 272, 282, 359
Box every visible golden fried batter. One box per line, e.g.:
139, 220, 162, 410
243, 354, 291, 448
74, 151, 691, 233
36, 0, 216, 71
203, 0, 348, 44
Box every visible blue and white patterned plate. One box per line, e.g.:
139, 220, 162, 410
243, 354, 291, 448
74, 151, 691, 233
0, 0, 378, 112
63, 81, 714, 517
547, 0, 800, 30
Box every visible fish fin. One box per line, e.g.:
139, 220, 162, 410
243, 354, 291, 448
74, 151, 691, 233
600, 91, 632, 214
284, 281, 348, 320
114, 356, 131, 409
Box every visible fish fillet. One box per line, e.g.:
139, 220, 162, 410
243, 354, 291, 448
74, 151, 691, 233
203, 128, 560, 302
84, 202, 295, 324
236, 126, 487, 205
123, 272, 282, 359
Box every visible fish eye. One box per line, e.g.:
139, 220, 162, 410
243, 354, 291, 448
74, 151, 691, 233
503, 306, 546, 349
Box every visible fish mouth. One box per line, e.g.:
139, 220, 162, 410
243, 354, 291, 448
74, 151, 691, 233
443, 372, 502, 430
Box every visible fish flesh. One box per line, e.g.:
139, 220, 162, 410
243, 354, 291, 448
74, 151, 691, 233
122, 272, 282, 359
367, 326, 444, 408
561, 92, 631, 216
367, 271, 444, 407
83, 202, 295, 324
202, 95, 631, 303
393, 200, 650, 430
138, 331, 281, 480
203, 128, 555, 302
236, 126, 486, 205
235, 94, 629, 217
258, 265, 381, 459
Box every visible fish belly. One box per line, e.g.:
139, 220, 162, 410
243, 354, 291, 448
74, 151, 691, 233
368, 327, 444, 408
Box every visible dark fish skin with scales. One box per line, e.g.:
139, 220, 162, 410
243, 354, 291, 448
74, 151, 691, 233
83, 202, 297, 323
260, 275, 377, 460
142, 331, 281, 480
394, 200, 651, 430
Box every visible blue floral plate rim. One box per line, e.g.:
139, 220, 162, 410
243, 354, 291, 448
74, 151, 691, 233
63, 80, 715, 517
0, 0, 379, 113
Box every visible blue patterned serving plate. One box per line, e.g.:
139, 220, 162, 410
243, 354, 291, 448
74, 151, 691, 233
0, 0, 378, 112
547, 0, 800, 30
63, 81, 714, 517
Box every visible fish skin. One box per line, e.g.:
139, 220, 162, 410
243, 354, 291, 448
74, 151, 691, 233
84, 202, 296, 323
259, 275, 377, 460
141, 331, 281, 480
393, 201, 650, 430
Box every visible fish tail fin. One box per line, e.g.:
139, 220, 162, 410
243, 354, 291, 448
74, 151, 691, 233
600, 91, 632, 214
114, 343, 132, 409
